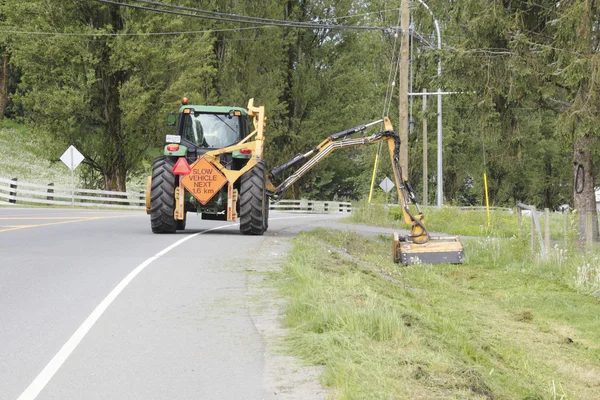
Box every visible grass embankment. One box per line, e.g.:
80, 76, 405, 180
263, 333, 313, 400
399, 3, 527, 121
0, 120, 147, 192
275, 205, 600, 399
0, 120, 72, 186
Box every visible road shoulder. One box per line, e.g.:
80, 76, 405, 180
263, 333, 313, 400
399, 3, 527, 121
247, 235, 329, 400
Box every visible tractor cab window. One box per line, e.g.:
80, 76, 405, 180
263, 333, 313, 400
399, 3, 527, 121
180, 112, 241, 148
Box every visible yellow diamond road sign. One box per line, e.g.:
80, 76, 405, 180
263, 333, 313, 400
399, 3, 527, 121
181, 157, 228, 205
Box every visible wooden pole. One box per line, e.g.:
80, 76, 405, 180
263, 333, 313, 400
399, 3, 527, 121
398, 0, 410, 176
422, 88, 428, 206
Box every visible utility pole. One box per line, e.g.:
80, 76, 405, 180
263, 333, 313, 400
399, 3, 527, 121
398, 0, 410, 175
422, 88, 428, 206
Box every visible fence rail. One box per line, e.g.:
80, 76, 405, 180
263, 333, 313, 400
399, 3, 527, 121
0, 177, 145, 209
270, 199, 352, 214
0, 177, 352, 214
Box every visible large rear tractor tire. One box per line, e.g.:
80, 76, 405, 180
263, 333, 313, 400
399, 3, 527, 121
150, 156, 177, 233
239, 160, 267, 235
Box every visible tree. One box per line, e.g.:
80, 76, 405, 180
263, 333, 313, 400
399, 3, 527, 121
3, 0, 216, 190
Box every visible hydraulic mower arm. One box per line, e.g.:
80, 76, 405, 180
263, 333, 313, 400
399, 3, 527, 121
267, 117, 429, 243
266, 117, 464, 264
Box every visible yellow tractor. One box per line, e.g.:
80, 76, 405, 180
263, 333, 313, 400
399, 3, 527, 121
146, 98, 464, 264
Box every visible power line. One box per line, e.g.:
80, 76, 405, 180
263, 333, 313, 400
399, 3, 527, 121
94, 0, 394, 32
0, 25, 270, 37
128, 0, 394, 30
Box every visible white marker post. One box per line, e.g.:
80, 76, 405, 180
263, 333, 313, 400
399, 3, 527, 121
60, 145, 85, 206
379, 176, 395, 205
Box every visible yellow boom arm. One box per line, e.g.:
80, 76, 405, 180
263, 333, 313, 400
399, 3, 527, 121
268, 117, 429, 244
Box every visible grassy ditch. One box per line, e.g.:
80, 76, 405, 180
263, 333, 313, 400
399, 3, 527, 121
275, 228, 600, 399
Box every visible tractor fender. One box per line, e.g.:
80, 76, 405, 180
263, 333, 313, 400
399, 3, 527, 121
145, 175, 152, 214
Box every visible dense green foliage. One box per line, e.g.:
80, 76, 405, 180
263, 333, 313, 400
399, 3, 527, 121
1, 0, 598, 209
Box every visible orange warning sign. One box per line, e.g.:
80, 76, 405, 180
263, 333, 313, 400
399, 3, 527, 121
181, 157, 228, 205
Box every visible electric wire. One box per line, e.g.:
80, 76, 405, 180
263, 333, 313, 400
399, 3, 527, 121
94, 0, 394, 32
129, 0, 356, 27
0, 25, 269, 37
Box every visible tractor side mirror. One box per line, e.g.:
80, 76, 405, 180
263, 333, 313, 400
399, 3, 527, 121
166, 113, 177, 127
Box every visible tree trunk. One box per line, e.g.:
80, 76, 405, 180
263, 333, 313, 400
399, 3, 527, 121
104, 165, 127, 192
96, 3, 128, 192
573, 133, 598, 242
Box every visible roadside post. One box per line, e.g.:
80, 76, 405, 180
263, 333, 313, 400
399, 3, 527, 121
60, 145, 85, 206
379, 177, 395, 205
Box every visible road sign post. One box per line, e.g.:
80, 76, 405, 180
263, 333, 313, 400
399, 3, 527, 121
379, 177, 395, 205
60, 145, 85, 206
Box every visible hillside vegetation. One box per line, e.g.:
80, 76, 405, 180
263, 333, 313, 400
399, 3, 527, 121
0, 120, 146, 192
0, 120, 72, 186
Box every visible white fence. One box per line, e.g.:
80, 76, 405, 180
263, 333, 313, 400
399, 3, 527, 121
0, 177, 145, 209
0, 177, 352, 214
271, 199, 352, 214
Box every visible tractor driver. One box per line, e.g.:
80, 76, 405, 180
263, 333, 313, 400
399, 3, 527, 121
203, 120, 227, 148
204, 118, 238, 148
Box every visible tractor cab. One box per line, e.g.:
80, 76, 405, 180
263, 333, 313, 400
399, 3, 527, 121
173, 105, 249, 149
164, 102, 252, 166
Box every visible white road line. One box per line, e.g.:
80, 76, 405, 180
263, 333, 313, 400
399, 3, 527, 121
16, 224, 229, 400
17, 213, 334, 400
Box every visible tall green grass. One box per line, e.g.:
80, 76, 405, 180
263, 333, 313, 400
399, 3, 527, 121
349, 202, 577, 240
275, 230, 600, 399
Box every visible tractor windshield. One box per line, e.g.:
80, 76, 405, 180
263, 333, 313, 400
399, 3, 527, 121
181, 112, 241, 148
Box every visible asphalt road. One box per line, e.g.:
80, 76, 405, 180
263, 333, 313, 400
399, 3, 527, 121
0, 208, 367, 400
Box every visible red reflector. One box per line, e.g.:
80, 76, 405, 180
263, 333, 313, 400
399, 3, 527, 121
239, 148, 252, 155
167, 144, 180, 152
172, 157, 191, 175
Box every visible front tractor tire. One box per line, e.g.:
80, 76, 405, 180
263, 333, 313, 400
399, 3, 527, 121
239, 160, 268, 235
150, 156, 178, 233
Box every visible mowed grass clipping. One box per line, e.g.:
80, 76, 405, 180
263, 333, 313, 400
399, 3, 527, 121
275, 229, 600, 399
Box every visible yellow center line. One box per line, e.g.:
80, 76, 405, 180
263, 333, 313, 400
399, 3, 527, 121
0, 215, 144, 233
0, 217, 109, 220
